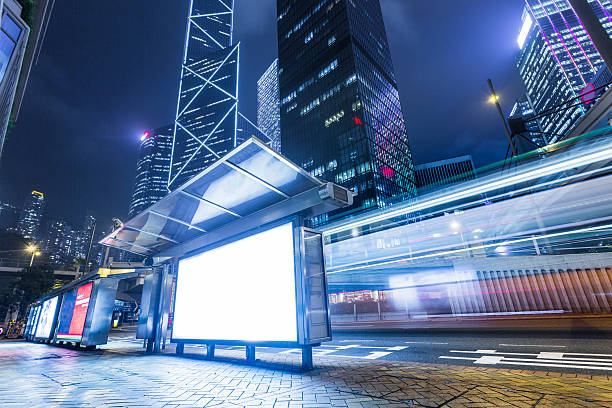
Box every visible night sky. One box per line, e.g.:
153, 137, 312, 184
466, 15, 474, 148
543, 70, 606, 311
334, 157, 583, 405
0, 0, 526, 228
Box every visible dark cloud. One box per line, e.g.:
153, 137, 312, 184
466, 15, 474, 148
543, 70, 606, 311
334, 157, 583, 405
0, 0, 526, 226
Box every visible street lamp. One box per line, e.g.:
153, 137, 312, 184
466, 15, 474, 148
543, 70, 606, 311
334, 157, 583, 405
26, 245, 39, 266
487, 79, 518, 157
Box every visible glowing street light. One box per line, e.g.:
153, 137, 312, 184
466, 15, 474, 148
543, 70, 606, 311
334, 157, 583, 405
27, 245, 39, 266
487, 79, 517, 157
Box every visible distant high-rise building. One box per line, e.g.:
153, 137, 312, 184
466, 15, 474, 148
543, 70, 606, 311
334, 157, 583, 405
75, 213, 96, 260
257, 59, 281, 152
0, 201, 20, 231
128, 126, 173, 219
0, 0, 54, 162
516, 0, 612, 142
45, 219, 78, 264
16, 190, 44, 240
168, 0, 271, 190
277, 0, 416, 222
414, 156, 476, 191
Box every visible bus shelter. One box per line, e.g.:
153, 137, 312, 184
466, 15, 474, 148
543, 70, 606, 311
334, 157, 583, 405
101, 138, 354, 369
24, 267, 146, 348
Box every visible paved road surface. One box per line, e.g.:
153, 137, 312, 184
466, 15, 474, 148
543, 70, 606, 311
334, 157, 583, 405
107, 327, 612, 375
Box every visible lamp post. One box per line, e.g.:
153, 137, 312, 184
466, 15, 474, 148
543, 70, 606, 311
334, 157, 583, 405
487, 79, 518, 157
26, 245, 40, 267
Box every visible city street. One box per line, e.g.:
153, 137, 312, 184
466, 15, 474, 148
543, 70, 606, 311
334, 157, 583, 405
2, 333, 612, 407
106, 327, 612, 376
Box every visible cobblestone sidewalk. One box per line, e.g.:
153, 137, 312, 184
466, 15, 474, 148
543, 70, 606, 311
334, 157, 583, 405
1, 341, 611, 407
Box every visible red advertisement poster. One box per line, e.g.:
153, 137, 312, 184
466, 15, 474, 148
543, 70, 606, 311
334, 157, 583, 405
68, 282, 93, 336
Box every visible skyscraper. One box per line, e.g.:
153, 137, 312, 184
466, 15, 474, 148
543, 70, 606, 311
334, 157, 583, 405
16, 190, 44, 241
128, 126, 173, 218
277, 0, 416, 222
168, 0, 271, 190
516, 0, 612, 142
0, 0, 30, 161
257, 59, 281, 152
45, 219, 78, 265
508, 96, 548, 151
0, 0, 54, 162
0, 201, 21, 231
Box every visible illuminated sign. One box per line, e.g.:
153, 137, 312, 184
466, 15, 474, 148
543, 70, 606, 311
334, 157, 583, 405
581, 83, 596, 105
56, 283, 93, 341
517, 14, 533, 49
172, 222, 298, 343
34, 297, 59, 339
381, 166, 394, 178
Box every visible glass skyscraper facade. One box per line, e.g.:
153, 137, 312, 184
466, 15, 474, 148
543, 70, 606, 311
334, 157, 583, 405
257, 59, 281, 152
129, 125, 173, 219
516, 0, 612, 142
508, 96, 548, 150
277, 0, 416, 222
0, 0, 30, 162
16, 190, 44, 241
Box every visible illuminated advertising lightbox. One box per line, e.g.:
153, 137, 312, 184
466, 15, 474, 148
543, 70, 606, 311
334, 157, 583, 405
56, 282, 93, 341
29, 305, 41, 337
34, 296, 59, 340
24, 307, 36, 337
172, 222, 298, 343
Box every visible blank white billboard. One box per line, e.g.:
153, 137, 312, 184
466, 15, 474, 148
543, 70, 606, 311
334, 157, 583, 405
35, 296, 58, 339
172, 222, 298, 343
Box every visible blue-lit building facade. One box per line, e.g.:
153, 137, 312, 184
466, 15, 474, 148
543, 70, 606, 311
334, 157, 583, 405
169, 0, 240, 190
257, 59, 282, 152
129, 126, 173, 219
169, 0, 271, 190
516, 0, 612, 142
508, 96, 548, 150
277, 0, 416, 223
0, 0, 30, 161
414, 155, 475, 192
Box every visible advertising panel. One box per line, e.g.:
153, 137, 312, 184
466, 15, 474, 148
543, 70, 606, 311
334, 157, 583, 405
34, 296, 59, 340
29, 305, 41, 338
24, 307, 36, 337
56, 282, 93, 341
172, 222, 298, 343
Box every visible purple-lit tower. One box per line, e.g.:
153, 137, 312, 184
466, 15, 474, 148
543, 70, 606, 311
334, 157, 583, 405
516, 0, 612, 142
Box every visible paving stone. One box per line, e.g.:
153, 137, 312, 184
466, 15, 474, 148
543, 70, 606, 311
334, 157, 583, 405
1, 341, 611, 407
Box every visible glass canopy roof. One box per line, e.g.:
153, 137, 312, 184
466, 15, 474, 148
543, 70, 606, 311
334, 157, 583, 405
101, 138, 324, 256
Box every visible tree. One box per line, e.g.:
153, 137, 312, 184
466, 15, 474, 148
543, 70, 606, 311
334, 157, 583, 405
0, 265, 58, 323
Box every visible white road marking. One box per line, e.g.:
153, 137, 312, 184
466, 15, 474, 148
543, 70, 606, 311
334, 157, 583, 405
450, 350, 537, 356
363, 351, 392, 360
475, 355, 504, 365
499, 344, 566, 348
537, 352, 564, 359
439, 355, 612, 371
564, 352, 612, 357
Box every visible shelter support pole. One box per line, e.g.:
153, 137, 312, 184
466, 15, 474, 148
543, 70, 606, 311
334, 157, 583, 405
207, 344, 215, 359
153, 264, 173, 353
176, 343, 184, 355
302, 346, 313, 371
246, 346, 256, 362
